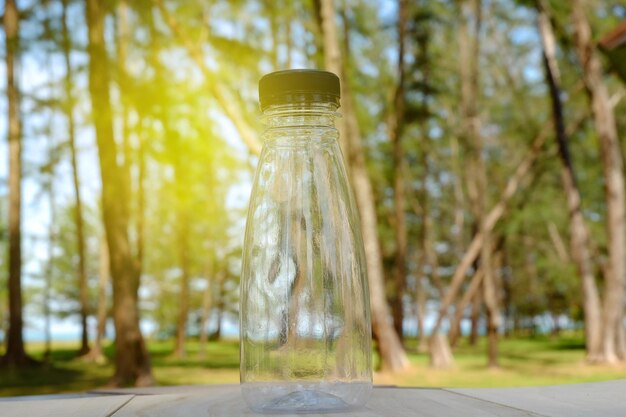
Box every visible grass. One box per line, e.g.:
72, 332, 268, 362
1, 334, 624, 397
378, 335, 626, 388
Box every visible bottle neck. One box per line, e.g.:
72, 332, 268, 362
262, 102, 340, 129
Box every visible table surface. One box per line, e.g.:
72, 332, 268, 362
2, 379, 626, 417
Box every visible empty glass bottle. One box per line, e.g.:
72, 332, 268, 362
240, 69, 372, 413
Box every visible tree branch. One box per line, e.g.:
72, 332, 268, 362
430, 123, 551, 337
152, 0, 262, 155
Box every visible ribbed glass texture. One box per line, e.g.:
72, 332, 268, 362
240, 102, 372, 413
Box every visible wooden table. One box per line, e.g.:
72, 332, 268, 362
2, 380, 625, 416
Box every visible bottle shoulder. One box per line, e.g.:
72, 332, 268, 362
261, 127, 339, 148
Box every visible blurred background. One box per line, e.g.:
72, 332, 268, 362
1, 0, 626, 395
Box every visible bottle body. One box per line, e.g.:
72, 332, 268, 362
240, 104, 372, 413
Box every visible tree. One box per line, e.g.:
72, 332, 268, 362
60, 0, 91, 357
403, 1, 444, 352
90, 235, 110, 363
318, 0, 410, 372
389, 0, 409, 341
85, 0, 154, 386
457, 0, 501, 368
43, 99, 57, 363
0, 194, 7, 344
535, 0, 603, 361
129, 1, 245, 356
1, 0, 35, 368
571, 0, 626, 363
172, 126, 192, 358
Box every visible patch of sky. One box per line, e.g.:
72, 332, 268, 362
429, 125, 443, 140
523, 65, 543, 85
425, 174, 443, 199
209, 1, 236, 34
438, 170, 454, 187
227, 176, 252, 211
12, 317, 106, 343
506, 9, 544, 85
378, 0, 398, 26
509, 25, 539, 47
285, 23, 311, 70
208, 107, 249, 155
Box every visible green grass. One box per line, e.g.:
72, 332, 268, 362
0, 345, 114, 397
1, 334, 624, 397
377, 335, 626, 388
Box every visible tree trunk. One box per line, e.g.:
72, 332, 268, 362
42, 5, 57, 361
536, 0, 603, 361
451, 135, 466, 259
422, 202, 444, 297
198, 267, 215, 359
551, 313, 561, 337
458, 0, 484, 227
147, 17, 190, 357
413, 13, 445, 303
61, 0, 90, 358
469, 286, 482, 346
136, 125, 146, 273
44, 118, 56, 363
547, 222, 570, 263
319, 0, 348, 155
429, 334, 454, 368
459, 1, 485, 355
482, 238, 500, 368
485, 300, 499, 367
199, 173, 216, 357
318, 0, 410, 372
86, 235, 109, 363
389, 0, 409, 341
86, 0, 153, 386
414, 266, 427, 352
159, 102, 191, 358
572, 0, 626, 363
174, 199, 191, 358
210, 273, 226, 341
174, 253, 190, 357
411, 13, 442, 352
1, 0, 34, 368
449, 268, 483, 348
500, 240, 513, 337
116, 0, 146, 282
117, 0, 131, 190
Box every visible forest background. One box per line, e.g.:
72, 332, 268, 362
1, 0, 626, 392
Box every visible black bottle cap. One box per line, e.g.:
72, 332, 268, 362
259, 69, 340, 111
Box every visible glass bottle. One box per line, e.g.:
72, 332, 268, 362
240, 69, 372, 413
